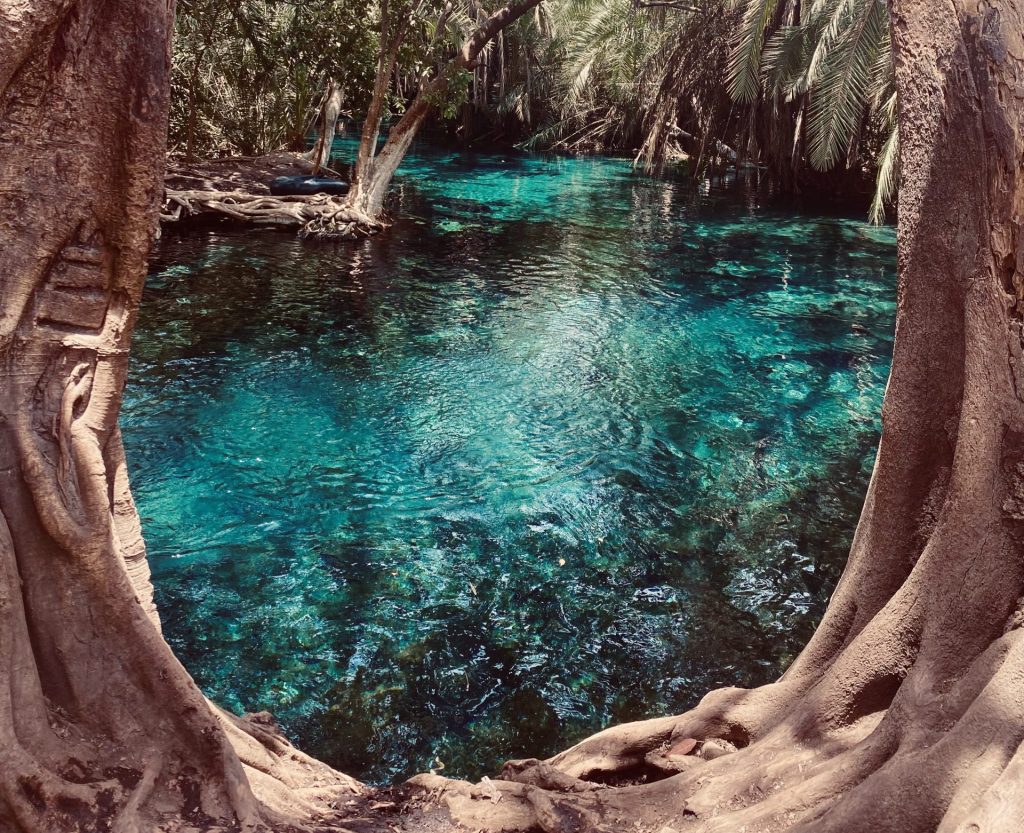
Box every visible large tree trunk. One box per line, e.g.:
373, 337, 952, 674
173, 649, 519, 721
0, 2, 359, 830
349, 0, 408, 203
414, 1, 1024, 830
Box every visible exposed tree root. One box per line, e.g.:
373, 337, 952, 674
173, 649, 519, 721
216, 707, 365, 817
161, 189, 380, 238
161, 154, 383, 238
411, 630, 1024, 833
164, 153, 342, 195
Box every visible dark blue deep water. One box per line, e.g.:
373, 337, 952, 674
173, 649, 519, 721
123, 145, 896, 784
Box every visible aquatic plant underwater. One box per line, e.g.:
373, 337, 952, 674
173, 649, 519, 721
123, 145, 896, 783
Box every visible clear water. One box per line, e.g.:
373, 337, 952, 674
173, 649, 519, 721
123, 142, 896, 784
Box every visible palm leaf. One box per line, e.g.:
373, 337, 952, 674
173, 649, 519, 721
728, 0, 780, 103
761, 23, 810, 100
869, 121, 898, 224
805, 0, 887, 169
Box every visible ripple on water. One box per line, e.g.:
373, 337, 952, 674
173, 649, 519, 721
123, 143, 897, 784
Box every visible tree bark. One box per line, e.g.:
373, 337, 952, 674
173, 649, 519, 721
350, 0, 409, 201
0, 2, 359, 830
345, 79, 437, 219
343, 0, 544, 222
412, 1, 1024, 830
307, 79, 344, 173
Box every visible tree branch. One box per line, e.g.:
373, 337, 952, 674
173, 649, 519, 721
457, 0, 546, 69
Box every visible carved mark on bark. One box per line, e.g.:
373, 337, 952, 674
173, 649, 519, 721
33, 221, 111, 334
10, 217, 130, 557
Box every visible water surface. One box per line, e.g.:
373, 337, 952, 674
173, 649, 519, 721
124, 146, 896, 783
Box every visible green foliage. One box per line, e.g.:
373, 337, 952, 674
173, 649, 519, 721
430, 69, 474, 120
735, 0, 898, 219
868, 94, 898, 225
633, 2, 736, 172
507, 0, 897, 220
170, 0, 377, 157
755, 0, 894, 170
521, 0, 667, 152
169, 0, 899, 220
728, 0, 779, 103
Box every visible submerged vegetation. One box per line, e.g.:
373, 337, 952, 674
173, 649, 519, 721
129, 151, 896, 782
171, 0, 898, 221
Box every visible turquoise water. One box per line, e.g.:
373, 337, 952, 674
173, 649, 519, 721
124, 144, 896, 784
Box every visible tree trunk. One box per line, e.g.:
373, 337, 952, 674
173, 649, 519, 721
498, 29, 505, 104
307, 79, 344, 173
341, 0, 544, 224
0, 2, 359, 830
417, 1, 1024, 830
350, 0, 408, 201
345, 82, 436, 218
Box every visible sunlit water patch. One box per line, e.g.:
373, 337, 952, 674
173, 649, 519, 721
124, 145, 896, 783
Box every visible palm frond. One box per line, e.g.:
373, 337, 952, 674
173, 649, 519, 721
792, 0, 853, 95
805, 0, 887, 169
761, 24, 809, 100
728, 0, 780, 103
869, 120, 898, 224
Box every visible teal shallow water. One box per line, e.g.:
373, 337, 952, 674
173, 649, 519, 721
124, 146, 896, 783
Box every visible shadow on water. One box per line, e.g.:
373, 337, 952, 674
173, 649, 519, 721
125, 142, 896, 783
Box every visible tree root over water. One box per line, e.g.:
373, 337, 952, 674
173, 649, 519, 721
161, 154, 382, 238
406, 580, 1024, 833
161, 189, 380, 238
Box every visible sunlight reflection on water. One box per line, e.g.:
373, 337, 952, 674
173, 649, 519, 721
123, 143, 896, 783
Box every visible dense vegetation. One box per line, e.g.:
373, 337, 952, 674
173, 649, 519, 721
171, 0, 897, 220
